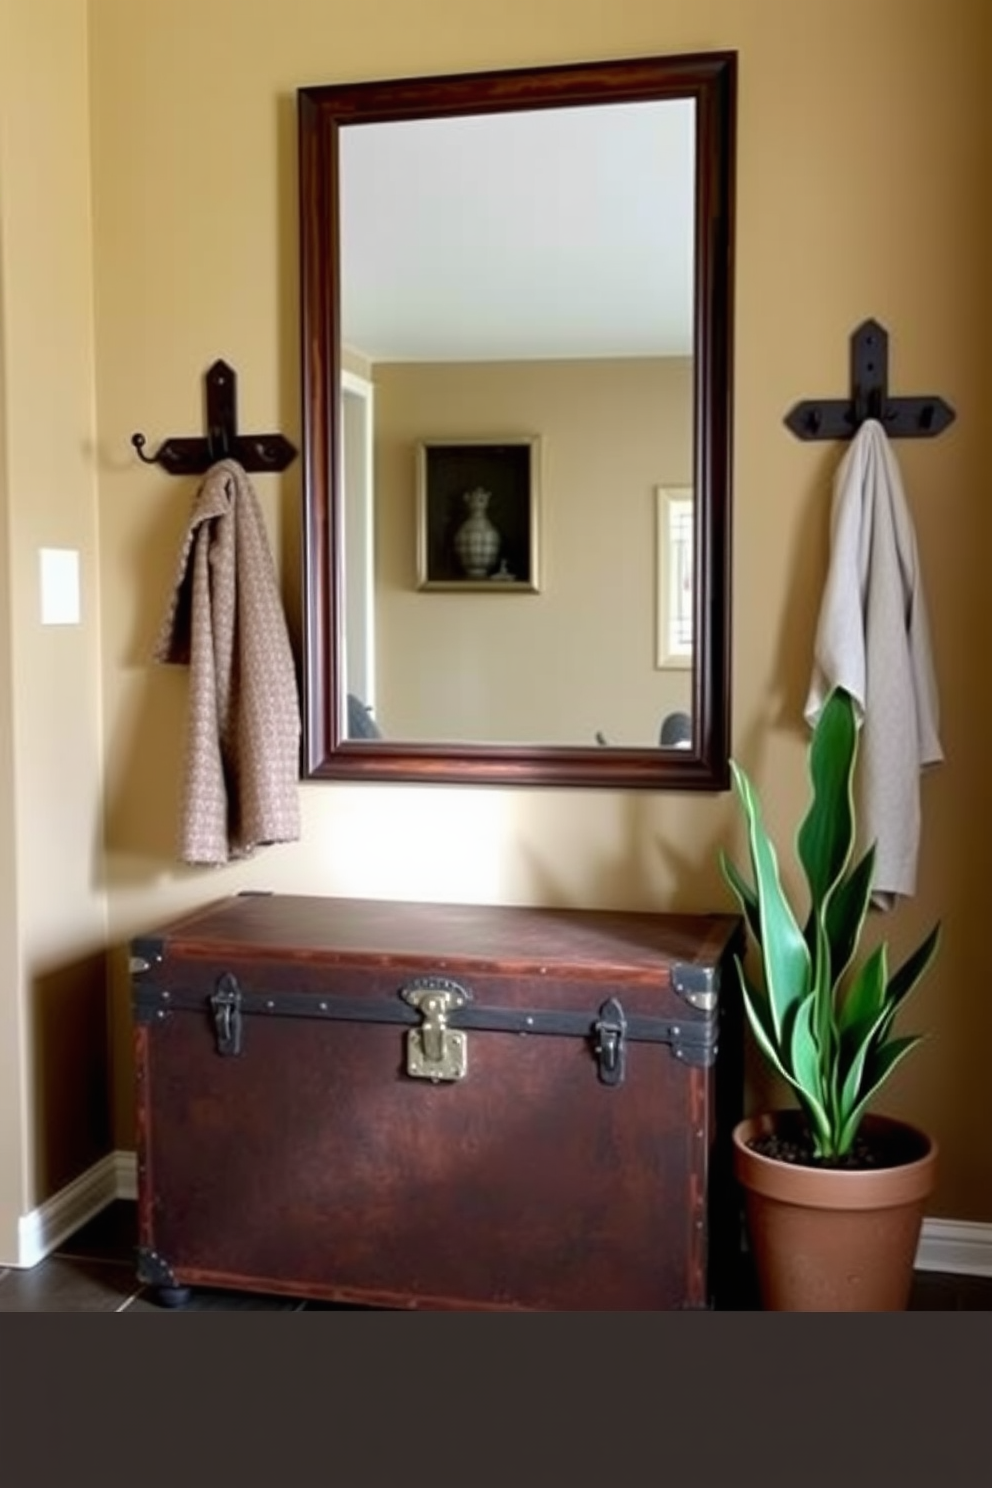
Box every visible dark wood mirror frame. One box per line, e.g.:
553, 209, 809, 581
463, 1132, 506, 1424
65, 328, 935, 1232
298, 50, 736, 789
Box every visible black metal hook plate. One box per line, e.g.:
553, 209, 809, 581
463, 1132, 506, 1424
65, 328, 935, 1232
784, 320, 955, 441
131, 360, 298, 474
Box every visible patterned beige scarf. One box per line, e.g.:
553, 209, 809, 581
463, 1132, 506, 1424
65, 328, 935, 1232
155, 459, 302, 865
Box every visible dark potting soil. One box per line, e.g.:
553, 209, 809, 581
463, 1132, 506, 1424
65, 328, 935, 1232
748, 1123, 926, 1170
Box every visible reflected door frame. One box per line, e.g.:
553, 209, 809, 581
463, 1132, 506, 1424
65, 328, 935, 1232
341, 368, 376, 722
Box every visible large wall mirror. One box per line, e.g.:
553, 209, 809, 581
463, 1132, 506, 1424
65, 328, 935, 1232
298, 51, 736, 788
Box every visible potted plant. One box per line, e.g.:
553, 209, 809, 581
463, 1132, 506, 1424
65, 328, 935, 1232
720, 685, 940, 1310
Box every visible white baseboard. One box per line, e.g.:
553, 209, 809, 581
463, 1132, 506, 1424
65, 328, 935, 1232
915, 1219, 992, 1277
10, 1150, 992, 1278
15, 1151, 122, 1269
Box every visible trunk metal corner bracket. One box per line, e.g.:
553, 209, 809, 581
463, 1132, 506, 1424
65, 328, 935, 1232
672, 963, 720, 1013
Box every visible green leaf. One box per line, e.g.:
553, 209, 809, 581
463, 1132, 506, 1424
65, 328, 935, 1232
787, 991, 834, 1155
809, 903, 835, 1069
838, 943, 888, 1038
789, 993, 828, 1114
886, 924, 942, 1013
720, 688, 939, 1160
797, 688, 858, 909
730, 760, 811, 1044
836, 951, 889, 1119
871, 924, 941, 1047
731, 954, 774, 1038
835, 1036, 927, 1153
735, 959, 794, 1087
719, 850, 763, 948
741, 970, 831, 1152
822, 845, 876, 990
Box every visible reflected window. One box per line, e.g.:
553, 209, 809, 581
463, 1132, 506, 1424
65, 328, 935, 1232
655, 485, 693, 670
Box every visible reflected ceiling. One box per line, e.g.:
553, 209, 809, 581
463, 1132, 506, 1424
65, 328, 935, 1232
340, 101, 696, 362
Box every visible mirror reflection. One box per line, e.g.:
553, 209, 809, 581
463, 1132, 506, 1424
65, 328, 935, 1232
339, 101, 697, 748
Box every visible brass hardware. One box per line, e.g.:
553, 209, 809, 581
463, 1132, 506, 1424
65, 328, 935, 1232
401, 978, 470, 1083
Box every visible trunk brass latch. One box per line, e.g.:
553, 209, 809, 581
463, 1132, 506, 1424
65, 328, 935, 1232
400, 978, 470, 1083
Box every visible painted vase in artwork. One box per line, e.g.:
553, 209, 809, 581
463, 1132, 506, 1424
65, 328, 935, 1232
453, 486, 501, 578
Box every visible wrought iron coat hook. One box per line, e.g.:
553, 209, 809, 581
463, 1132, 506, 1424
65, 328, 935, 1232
131, 431, 160, 465
784, 319, 956, 441
130, 359, 298, 475
207, 424, 229, 462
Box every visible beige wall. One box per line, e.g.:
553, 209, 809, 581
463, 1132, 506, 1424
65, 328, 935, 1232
373, 358, 693, 744
0, 0, 987, 1246
0, 0, 109, 1259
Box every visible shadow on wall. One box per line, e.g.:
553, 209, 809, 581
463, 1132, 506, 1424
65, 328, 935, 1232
102, 664, 192, 877
515, 779, 736, 917
767, 445, 836, 731
101, 467, 200, 877
31, 951, 113, 1202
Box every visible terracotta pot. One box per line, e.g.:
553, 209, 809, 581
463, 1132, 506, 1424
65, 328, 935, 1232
733, 1111, 938, 1311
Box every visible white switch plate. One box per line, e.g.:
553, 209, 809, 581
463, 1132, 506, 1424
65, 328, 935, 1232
40, 548, 80, 626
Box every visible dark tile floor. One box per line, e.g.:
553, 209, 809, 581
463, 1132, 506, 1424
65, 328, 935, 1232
0, 1202, 989, 1310
0, 1204, 359, 1312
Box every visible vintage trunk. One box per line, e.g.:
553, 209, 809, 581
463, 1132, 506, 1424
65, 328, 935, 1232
130, 892, 744, 1310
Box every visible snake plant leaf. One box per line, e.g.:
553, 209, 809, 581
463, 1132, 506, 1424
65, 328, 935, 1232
789, 991, 831, 1138
735, 958, 796, 1089
722, 685, 940, 1159
809, 902, 836, 1072
835, 1035, 927, 1154
787, 999, 833, 1155
719, 850, 763, 947
870, 925, 941, 1048
886, 923, 942, 1012
822, 844, 876, 989
729, 760, 811, 1044
837, 950, 890, 1115
743, 968, 830, 1149
732, 954, 775, 1042
797, 688, 858, 910
809, 906, 841, 1139
838, 942, 888, 1038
